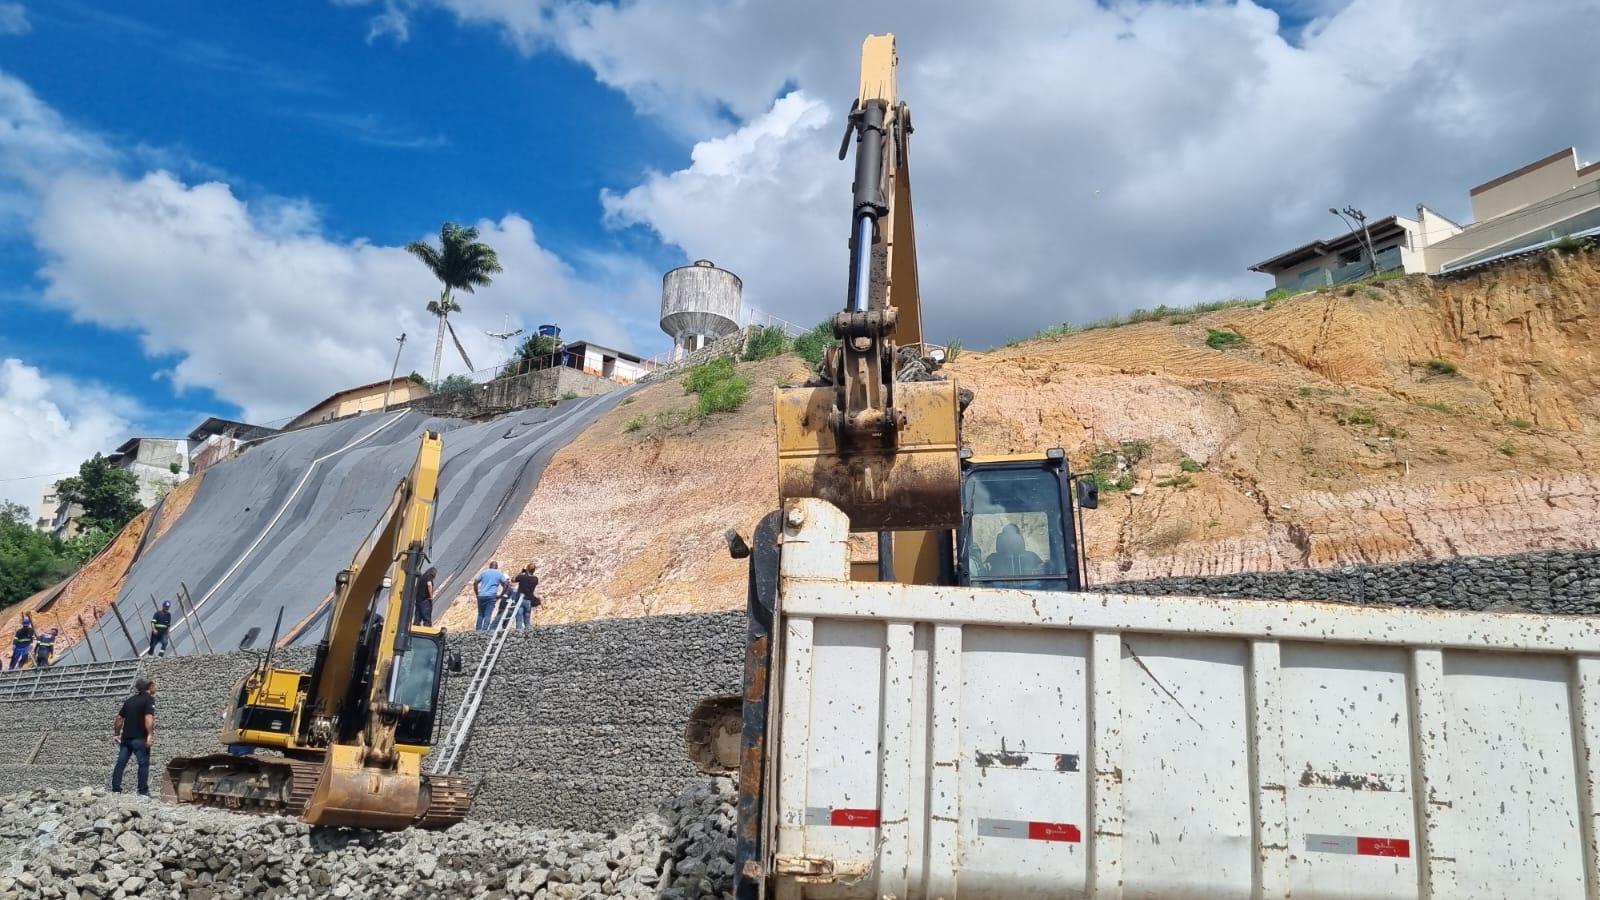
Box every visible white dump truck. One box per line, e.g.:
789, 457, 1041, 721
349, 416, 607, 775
707, 498, 1600, 900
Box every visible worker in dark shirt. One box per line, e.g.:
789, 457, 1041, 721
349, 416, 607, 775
8, 615, 34, 670
513, 563, 540, 629
148, 600, 173, 656
414, 567, 437, 627
111, 677, 157, 797
32, 627, 57, 668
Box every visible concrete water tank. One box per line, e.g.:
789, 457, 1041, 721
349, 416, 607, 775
661, 260, 741, 359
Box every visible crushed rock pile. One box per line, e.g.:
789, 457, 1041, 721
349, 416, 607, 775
0, 780, 735, 900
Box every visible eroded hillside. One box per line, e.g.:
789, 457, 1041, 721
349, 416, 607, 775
454, 249, 1600, 626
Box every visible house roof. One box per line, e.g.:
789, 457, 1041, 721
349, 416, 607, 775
1249, 215, 1405, 273
294, 378, 429, 421
187, 416, 277, 441
562, 340, 650, 365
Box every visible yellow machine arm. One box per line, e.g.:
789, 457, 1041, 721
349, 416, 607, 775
775, 33, 961, 535
302, 430, 443, 828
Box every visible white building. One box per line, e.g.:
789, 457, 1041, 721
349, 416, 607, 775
107, 436, 191, 507
1251, 146, 1600, 292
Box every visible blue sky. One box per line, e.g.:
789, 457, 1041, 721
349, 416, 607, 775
2, 0, 1596, 512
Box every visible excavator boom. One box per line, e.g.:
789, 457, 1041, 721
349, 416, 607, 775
775, 32, 961, 534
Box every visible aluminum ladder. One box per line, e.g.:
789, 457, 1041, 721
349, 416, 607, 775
430, 599, 518, 775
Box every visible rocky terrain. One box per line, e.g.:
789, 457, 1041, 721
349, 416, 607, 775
0, 780, 736, 900
464, 248, 1600, 625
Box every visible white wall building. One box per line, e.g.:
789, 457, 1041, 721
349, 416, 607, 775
108, 436, 191, 507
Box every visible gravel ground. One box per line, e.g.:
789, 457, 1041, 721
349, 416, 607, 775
0, 779, 735, 899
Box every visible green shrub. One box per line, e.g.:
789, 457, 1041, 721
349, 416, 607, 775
1506, 418, 1532, 429
742, 326, 790, 362
684, 356, 735, 394
621, 396, 635, 405
1336, 408, 1378, 427
792, 321, 835, 366
1206, 328, 1244, 350
1036, 322, 1079, 340
1179, 458, 1203, 473
943, 340, 962, 362
433, 374, 476, 395
623, 415, 646, 433
561, 390, 579, 400
1498, 440, 1516, 457
682, 355, 751, 416
1417, 400, 1453, 413
1425, 357, 1458, 376
1155, 475, 1194, 489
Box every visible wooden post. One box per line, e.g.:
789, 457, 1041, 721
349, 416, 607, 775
94, 608, 116, 662
178, 583, 216, 655
107, 602, 141, 658
75, 614, 99, 662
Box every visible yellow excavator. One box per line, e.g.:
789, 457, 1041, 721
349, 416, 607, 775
164, 431, 471, 829
684, 34, 1100, 895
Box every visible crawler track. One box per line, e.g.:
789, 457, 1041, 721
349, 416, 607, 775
164, 754, 471, 829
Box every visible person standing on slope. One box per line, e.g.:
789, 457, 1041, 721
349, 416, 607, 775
471, 562, 508, 631
513, 563, 540, 629
32, 627, 57, 668
8, 614, 35, 670
147, 600, 173, 656
414, 567, 438, 627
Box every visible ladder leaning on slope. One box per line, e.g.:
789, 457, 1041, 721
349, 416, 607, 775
430, 598, 518, 776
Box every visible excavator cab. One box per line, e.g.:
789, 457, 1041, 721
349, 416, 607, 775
957, 449, 1095, 592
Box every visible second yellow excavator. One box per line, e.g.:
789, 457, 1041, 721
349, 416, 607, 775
163, 431, 470, 829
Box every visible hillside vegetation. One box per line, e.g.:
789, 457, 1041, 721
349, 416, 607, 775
456, 248, 1600, 626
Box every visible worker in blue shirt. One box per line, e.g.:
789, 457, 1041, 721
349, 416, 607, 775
148, 601, 173, 656
8, 615, 35, 670
472, 562, 508, 630
32, 627, 57, 668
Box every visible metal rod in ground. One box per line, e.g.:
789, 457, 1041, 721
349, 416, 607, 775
75, 614, 98, 662
94, 608, 116, 661
107, 602, 141, 658
148, 595, 181, 657
178, 582, 215, 655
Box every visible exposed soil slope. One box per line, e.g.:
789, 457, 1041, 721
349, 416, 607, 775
460, 250, 1600, 625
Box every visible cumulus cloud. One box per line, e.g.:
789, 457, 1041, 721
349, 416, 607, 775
0, 3, 28, 36
1, 68, 661, 426
348, 0, 1600, 345
0, 359, 137, 517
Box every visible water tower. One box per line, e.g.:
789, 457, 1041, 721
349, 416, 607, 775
660, 260, 741, 360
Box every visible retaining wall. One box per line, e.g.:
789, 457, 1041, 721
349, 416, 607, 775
1105, 548, 1600, 614
0, 612, 744, 832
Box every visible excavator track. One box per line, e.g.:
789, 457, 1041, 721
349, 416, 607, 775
416, 773, 473, 829
164, 754, 472, 829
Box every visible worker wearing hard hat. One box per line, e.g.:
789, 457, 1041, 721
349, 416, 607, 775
8, 614, 35, 670
32, 627, 58, 668
148, 601, 173, 657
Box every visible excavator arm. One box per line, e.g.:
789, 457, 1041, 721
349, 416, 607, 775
302, 430, 447, 828
775, 33, 962, 534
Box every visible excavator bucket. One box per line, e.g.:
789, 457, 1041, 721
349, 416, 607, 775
775, 379, 962, 532
302, 745, 424, 830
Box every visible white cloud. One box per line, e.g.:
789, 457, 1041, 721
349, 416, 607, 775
0, 358, 136, 517
0, 3, 28, 36
352, 0, 1600, 345
0, 68, 661, 426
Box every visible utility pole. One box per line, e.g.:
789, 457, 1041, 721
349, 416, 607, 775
382, 332, 406, 413
1330, 206, 1379, 276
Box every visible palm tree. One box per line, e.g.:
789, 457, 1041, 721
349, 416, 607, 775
405, 222, 503, 383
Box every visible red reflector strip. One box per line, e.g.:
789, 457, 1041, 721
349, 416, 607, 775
977, 818, 1082, 842
1307, 833, 1411, 857
1027, 821, 1082, 843
830, 808, 881, 828
1356, 837, 1411, 858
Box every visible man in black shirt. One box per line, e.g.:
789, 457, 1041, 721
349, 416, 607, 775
111, 677, 157, 796
513, 564, 540, 629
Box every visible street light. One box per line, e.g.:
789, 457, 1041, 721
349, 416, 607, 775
1330, 206, 1379, 277
381, 332, 407, 413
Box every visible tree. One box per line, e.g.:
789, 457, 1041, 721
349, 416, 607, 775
0, 502, 74, 610
513, 333, 561, 373
405, 222, 503, 383
55, 453, 143, 535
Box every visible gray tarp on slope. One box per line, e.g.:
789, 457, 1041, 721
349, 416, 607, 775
62, 390, 632, 664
